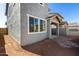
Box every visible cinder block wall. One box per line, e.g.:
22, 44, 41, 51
0, 28, 8, 34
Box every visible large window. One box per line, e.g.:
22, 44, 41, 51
28, 15, 46, 33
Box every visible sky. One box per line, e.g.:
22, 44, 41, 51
48, 3, 79, 24
0, 3, 7, 28
0, 3, 79, 28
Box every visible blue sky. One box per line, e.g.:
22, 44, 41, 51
0, 3, 79, 28
0, 3, 6, 28
48, 3, 79, 23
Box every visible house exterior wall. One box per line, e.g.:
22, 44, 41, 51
20, 3, 48, 46
59, 24, 68, 36
59, 28, 66, 36
7, 3, 21, 44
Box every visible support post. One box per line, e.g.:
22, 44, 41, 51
57, 24, 59, 37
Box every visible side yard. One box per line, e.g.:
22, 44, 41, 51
0, 28, 38, 56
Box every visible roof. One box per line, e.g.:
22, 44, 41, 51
5, 3, 9, 16
47, 13, 64, 23
47, 13, 64, 19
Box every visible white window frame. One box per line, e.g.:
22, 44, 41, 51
27, 14, 47, 34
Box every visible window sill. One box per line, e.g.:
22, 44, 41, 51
28, 31, 47, 34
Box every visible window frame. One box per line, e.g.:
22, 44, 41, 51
27, 14, 47, 34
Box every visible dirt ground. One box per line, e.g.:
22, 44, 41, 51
23, 39, 79, 56
0, 34, 79, 56
0, 35, 38, 56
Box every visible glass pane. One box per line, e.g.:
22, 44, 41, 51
40, 20, 46, 31
34, 18, 38, 32
40, 20, 43, 31
29, 17, 34, 32
43, 21, 46, 31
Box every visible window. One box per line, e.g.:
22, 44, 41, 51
28, 14, 46, 33
29, 17, 34, 32
39, 3, 44, 6
40, 20, 46, 31
34, 18, 38, 32
29, 17, 38, 32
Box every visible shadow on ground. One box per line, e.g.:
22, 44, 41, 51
22, 39, 79, 56
0, 33, 8, 56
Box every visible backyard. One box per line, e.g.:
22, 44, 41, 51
0, 28, 79, 56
